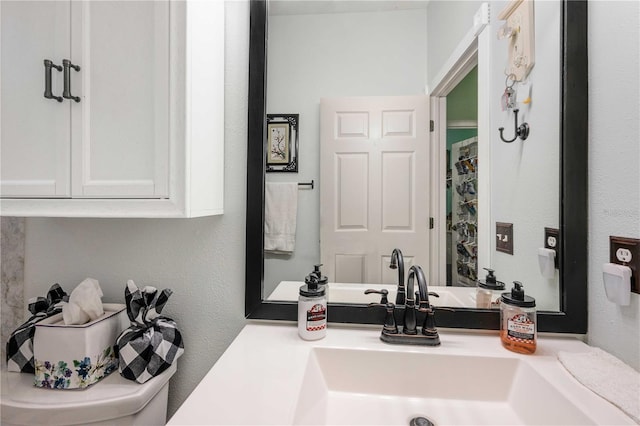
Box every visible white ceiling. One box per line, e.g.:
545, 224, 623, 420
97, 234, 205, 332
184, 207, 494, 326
269, 0, 429, 16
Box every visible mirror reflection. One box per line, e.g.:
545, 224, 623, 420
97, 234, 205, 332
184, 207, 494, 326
263, 0, 561, 311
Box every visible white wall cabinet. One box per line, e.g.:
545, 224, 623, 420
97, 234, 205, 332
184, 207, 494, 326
0, 1, 224, 217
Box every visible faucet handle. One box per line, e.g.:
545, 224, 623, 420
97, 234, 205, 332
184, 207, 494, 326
367, 302, 398, 334
421, 309, 441, 345
416, 296, 456, 313
365, 288, 389, 304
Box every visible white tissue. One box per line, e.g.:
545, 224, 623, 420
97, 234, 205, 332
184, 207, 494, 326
62, 278, 105, 325
602, 263, 631, 306
62, 301, 91, 325
538, 247, 556, 279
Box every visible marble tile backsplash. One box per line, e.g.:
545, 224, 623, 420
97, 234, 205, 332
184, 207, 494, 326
1, 217, 25, 361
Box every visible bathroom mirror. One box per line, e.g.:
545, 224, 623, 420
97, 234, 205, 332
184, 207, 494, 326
246, 0, 587, 332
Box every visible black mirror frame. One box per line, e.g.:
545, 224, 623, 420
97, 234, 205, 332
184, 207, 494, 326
245, 0, 588, 333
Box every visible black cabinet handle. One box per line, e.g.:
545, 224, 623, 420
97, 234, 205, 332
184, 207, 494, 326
62, 59, 81, 102
43, 59, 63, 102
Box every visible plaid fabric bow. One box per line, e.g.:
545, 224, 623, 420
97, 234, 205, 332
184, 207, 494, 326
116, 280, 184, 383
27, 283, 69, 315
6, 284, 69, 373
124, 279, 172, 326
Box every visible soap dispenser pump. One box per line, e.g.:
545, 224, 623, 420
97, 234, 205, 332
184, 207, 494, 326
500, 281, 537, 354
476, 268, 505, 308
307, 263, 329, 299
312, 264, 328, 287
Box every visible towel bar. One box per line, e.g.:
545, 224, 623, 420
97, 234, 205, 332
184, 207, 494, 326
298, 180, 314, 189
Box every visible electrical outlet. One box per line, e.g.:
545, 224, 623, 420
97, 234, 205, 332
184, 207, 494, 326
616, 248, 632, 263
544, 227, 560, 268
610, 236, 640, 294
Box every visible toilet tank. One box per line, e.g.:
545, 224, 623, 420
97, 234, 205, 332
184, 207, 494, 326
1, 363, 177, 426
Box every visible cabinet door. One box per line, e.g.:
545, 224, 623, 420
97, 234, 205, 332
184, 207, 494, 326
70, 1, 169, 198
1, 1, 71, 197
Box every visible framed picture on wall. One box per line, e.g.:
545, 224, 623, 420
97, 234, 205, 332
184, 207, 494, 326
266, 114, 299, 172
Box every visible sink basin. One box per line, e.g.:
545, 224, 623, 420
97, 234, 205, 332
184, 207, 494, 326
293, 348, 594, 425
169, 324, 634, 426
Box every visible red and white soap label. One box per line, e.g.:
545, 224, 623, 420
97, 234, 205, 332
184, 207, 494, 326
507, 313, 535, 341
306, 303, 326, 331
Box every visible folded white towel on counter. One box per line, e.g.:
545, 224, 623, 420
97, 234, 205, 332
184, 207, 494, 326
62, 278, 104, 325
264, 182, 298, 254
558, 347, 640, 423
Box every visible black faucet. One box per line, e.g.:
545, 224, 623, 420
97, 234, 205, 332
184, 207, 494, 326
365, 265, 441, 346
389, 248, 405, 305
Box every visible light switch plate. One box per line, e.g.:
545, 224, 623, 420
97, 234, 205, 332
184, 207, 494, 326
610, 236, 640, 294
496, 222, 514, 255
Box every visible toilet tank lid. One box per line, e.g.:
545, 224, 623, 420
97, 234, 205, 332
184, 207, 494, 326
1, 363, 176, 426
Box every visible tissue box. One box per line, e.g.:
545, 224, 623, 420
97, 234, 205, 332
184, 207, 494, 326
33, 303, 127, 390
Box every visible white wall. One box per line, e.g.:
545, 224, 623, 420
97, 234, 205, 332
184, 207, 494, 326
426, 1, 480, 83
429, 0, 561, 309
587, 0, 640, 370
264, 9, 427, 296
489, 0, 561, 310
21, 1, 249, 417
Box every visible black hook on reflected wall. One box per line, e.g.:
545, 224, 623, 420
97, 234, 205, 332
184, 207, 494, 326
498, 109, 530, 143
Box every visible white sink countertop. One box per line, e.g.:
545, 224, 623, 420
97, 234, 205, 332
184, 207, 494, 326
168, 323, 635, 425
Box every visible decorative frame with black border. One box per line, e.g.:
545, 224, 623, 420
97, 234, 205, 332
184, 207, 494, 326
246, 0, 588, 334
266, 114, 299, 172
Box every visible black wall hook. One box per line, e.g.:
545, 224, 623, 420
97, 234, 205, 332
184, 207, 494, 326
498, 109, 530, 143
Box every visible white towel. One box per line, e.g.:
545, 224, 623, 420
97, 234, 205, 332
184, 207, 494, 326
265, 182, 298, 253
558, 347, 640, 423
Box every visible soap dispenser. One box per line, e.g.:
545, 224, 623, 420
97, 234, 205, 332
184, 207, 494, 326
298, 272, 327, 340
476, 268, 505, 308
500, 281, 536, 354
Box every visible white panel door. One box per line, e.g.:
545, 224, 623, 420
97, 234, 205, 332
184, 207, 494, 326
1, 1, 71, 197
70, 1, 169, 198
320, 96, 430, 284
